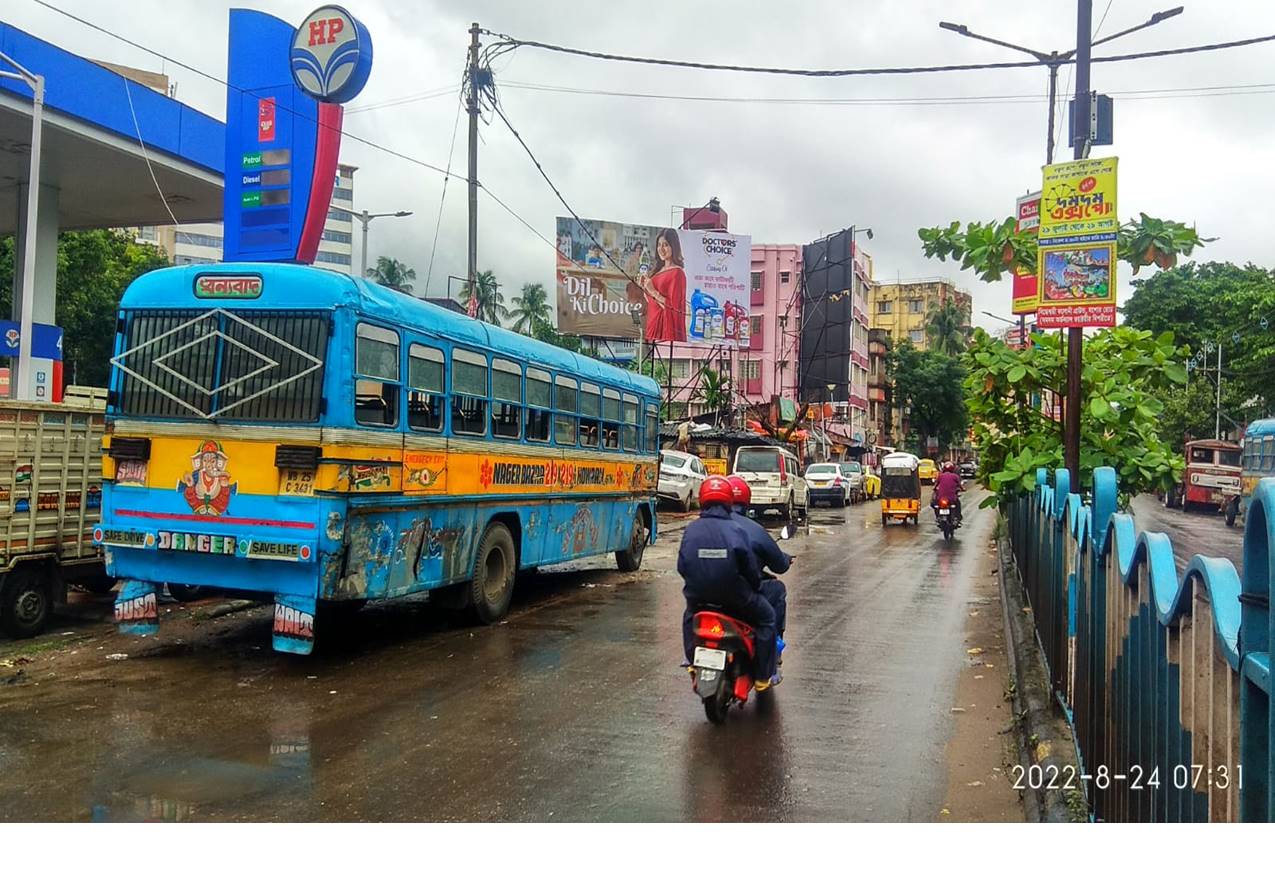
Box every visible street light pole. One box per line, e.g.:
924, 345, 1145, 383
348, 209, 413, 278
0, 52, 44, 401
1063, 0, 1093, 485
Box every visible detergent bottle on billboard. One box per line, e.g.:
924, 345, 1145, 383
690, 289, 719, 340
723, 301, 747, 341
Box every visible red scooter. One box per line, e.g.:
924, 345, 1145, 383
689, 610, 759, 724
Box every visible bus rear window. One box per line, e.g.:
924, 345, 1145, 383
115, 309, 328, 422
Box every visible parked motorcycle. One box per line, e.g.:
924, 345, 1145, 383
934, 497, 959, 542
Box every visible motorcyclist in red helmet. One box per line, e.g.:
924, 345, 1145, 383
677, 476, 779, 688
932, 461, 964, 526
725, 475, 790, 643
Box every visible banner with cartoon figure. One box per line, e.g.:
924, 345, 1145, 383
1035, 157, 1118, 328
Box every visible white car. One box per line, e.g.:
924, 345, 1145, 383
804, 463, 852, 507
733, 445, 808, 521
658, 450, 707, 511
837, 461, 866, 503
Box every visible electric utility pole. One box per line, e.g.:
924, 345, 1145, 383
466, 22, 481, 317
1063, 0, 1092, 484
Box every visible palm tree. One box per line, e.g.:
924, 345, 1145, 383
698, 366, 732, 426
926, 298, 969, 356
507, 283, 551, 335
366, 256, 415, 294
458, 270, 508, 325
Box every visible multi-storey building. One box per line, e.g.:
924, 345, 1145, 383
869, 278, 972, 351
867, 327, 892, 452
115, 63, 356, 274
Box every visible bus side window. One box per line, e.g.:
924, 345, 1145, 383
644, 405, 659, 453
408, 343, 444, 432
580, 383, 602, 448
492, 358, 522, 440
451, 348, 488, 436
622, 395, 639, 452
602, 388, 622, 450
555, 376, 578, 446
355, 323, 400, 427
525, 368, 552, 442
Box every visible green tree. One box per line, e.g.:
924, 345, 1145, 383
966, 326, 1187, 506
530, 318, 582, 352
366, 256, 415, 294
507, 282, 551, 335
0, 231, 169, 387
697, 365, 732, 424
459, 269, 507, 325
926, 298, 969, 357
888, 342, 969, 450
918, 214, 1210, 284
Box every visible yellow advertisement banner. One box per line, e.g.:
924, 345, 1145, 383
1037, 156, 1118, 247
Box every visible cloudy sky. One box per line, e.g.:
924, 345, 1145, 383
8, 0, 1275, 326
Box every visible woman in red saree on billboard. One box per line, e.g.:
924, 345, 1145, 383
641, 228, 687, 342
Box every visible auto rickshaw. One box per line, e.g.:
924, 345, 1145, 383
880, 451, 921, 525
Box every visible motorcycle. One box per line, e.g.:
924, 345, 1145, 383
688, 525, 789, 724
934, 497, 959, 542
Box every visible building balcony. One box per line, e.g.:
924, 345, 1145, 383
868, 385, 887, 403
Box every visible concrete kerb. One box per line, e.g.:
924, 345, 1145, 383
995, 527, 1088, 822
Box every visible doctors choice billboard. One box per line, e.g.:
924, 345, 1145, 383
555, 217, 751, 344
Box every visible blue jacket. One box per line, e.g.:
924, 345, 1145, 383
732, 507, 791, 575
677, 505, 762, 604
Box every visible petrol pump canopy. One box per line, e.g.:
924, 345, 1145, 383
0, 22, 224, 233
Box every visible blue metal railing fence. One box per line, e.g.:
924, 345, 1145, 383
1006, 465, 1272, 821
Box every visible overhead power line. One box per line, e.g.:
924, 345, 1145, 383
480, 28, 1275, 77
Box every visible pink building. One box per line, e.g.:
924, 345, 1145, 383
658, 241, 871, 453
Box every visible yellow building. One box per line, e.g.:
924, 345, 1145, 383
869, 279, 972, 351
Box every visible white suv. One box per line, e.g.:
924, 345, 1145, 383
733, 446, 808, 520
658, 450, 706, 512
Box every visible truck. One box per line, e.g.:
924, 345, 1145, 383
0, 386, 113, 639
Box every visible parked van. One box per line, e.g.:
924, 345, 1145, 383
732, 445, 808, 520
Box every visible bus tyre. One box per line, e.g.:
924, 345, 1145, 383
469, 523, 517, 625
1225, 500, 1238, 527
616, 510, 648, 572
0, 567, 61, 640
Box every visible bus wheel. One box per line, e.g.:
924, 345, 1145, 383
0, 567, 60, 639
167, 583, 207, 602
469, 523, 516, 624
1225, 500, 1238, 527
616, 510, 648, 572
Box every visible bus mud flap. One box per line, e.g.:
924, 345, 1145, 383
114, 580, 161, 636
272, 593, 317, 655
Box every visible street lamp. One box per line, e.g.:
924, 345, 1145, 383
939, 6, 1184, 165
982, 311, 1018, 327
348, 208, 413, 277
0, 50, 44, 401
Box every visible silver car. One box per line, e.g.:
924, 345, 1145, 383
657, 450, 706, 512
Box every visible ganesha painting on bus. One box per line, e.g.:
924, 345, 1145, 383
177, 439, 237, 516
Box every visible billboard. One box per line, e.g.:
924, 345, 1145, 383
554, 217, 751, 343
1035, 157, 1118, 328
798, 229, 857, 403
1011, 191, 1041, 316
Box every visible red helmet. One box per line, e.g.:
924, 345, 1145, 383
944, 462, 957, 473
725, 475, 752, 506
699, 475, 735, 508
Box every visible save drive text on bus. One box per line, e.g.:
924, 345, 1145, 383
98, 264, 661, 654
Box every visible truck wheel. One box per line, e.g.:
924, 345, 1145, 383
469, 523, 517, 624
0, 567, 61, 639
616, 509, 648, 572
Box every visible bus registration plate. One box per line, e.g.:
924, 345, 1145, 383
279, 469, 316, 497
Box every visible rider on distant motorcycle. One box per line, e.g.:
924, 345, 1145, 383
678, 476, 780, 689
931, 462, 964, 526
725, 475, 790, 641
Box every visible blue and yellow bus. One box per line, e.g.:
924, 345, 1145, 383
97, 263, 661, 654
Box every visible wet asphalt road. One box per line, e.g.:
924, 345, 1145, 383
1128, 494, 1243, 572
0, 492, 996, 822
